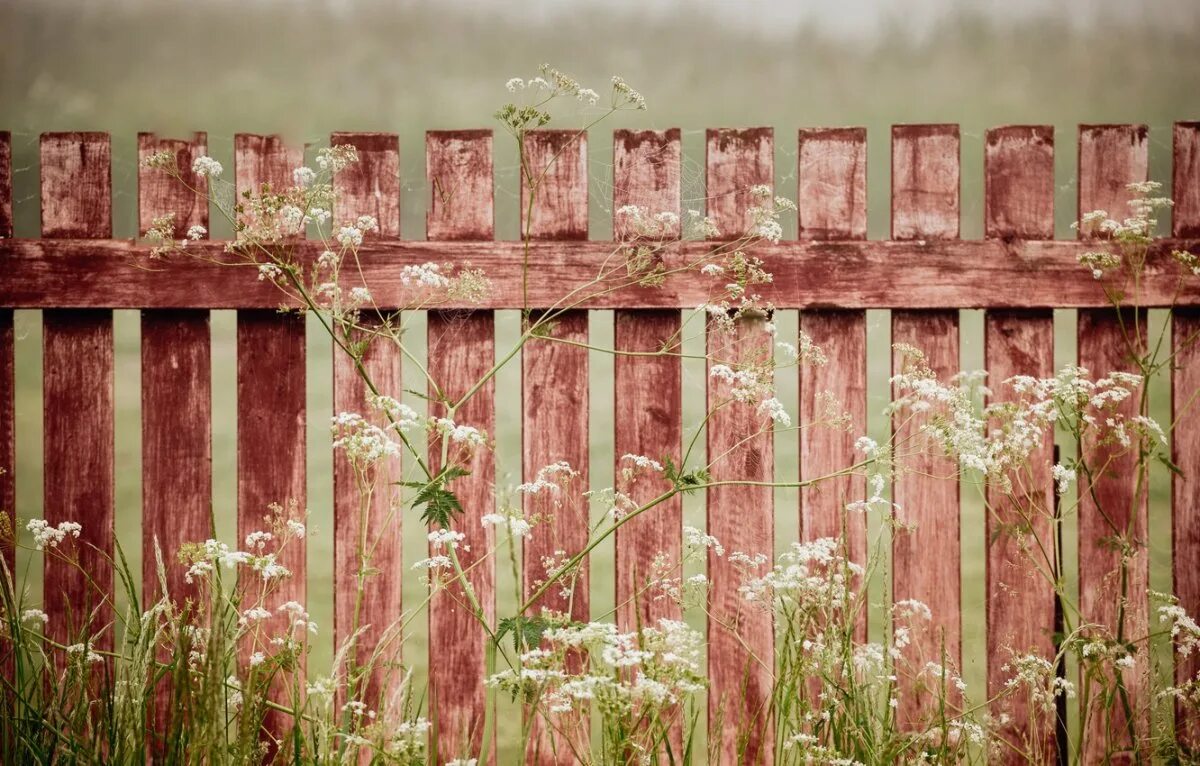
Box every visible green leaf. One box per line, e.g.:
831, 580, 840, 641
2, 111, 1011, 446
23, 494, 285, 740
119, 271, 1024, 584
496, 615, 551, 653
401, 465, 472, 528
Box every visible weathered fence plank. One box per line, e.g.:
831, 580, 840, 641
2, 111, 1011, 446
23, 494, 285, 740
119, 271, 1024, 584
138, 132, 212, 606
705, 127, 775, 764
612, 129, 683, 630
983, 125, 1058, 763
521, 129, 591, 765
612, 128, 685, 757
8, 238, 1200, 311
234, 134, 308, 745
1077, 123, 1150, 761
891, 124, 962, 724
137, 132, 213, 756
40, 132, 115, 649
425, 129, 496, 763
329, 132, 406, 723
797, 128, 868, 602
1173, 120, 1200, 751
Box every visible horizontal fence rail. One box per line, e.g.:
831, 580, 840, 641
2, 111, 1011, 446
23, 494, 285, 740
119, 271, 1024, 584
1, 122, 1200, 763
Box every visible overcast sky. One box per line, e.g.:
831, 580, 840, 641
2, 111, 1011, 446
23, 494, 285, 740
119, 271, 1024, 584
328, 0, 1197, 39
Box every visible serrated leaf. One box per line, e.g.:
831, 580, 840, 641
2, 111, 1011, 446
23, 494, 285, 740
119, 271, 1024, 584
496, 615, 551, 653
403, 465, 472, 528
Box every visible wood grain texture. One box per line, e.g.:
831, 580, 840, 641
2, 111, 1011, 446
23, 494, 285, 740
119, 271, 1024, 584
983, 126, 1058, 764
328, 132, 406, 727
892, 125, 959, 241
984, 313, 1056, 759
521, 130, 590, 765
521, 130, 587, 240
427, 130, 494, 241
798, 127, 867, 241
0, 131, 11, 238
138, 135, 212, 754
40, 133, 112, 239
1173, 305, 1200, 751
1172, 121, 1200, 750
137, 132, 208, 239
891, 124, 962, 725
40, 133, 114, 650
1175, 123, 1200, 239
706, 127, 774, 765
9, 238, 1200, 311
138, 132, 212, 605
235, 135, 307, 745
612, 129, 683, 632
425, 130, 495, 763
332, 132, 400, 237
797, 129, 868, 613
1077, 123, 1150, 762
985, 126, 1055, 240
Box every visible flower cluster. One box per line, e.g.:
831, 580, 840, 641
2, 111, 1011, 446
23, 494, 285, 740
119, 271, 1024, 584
26, 518, 82, 551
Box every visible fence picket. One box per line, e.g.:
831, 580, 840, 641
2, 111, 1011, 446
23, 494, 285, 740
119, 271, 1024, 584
234, 133, 308, 744
1172, 121, 1200, 750
982, 126, 1058, 763
425, 129, 496, 763
328, 132, 406, 723
612, 129, 682, 631
612, 129, 684, 757
138, 132, 212, 605
797, 127, 868, 603
40, 132, 115, 650
890, 124, 962, 723
137, 132, 213, 756
1077, 123, 1151, 761
521, 129, 591, 764
705, 127, 775, 764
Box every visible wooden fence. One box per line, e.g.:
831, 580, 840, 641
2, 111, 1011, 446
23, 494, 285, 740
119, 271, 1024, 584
1, 122, 1200, 763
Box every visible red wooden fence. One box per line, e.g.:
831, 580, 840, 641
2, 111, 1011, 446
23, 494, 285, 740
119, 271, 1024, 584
2, 122, 1200, 763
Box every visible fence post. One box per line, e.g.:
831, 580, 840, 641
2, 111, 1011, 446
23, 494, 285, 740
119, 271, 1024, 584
982, 125, 1058, 763
520, 128, 591, 764
1077, 123, 1151, 761
40, 132, 115, 653
137, 131, 213, 756
705, 126, 775, 764
425, 129, 497, 763
329, 131, 406, 722
233, 133, 308, 745
797, 127, 869, 618
890, 123, 963, 723
1172, 121, 1200, 750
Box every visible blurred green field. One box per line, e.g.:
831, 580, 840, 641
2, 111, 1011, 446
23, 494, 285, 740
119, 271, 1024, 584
2, 0, 1199, 758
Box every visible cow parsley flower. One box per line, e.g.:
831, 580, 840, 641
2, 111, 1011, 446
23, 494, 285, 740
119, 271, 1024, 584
26, 519, 82, 550
337, 226, 364, 248
482, 509, 532, 539
432, 417, 488, 448
1052, 463, 1076, 494
428, 528, 466, 550
292, 167, 316, 188
757, 397, 791, 426
191, 156, 223, 178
